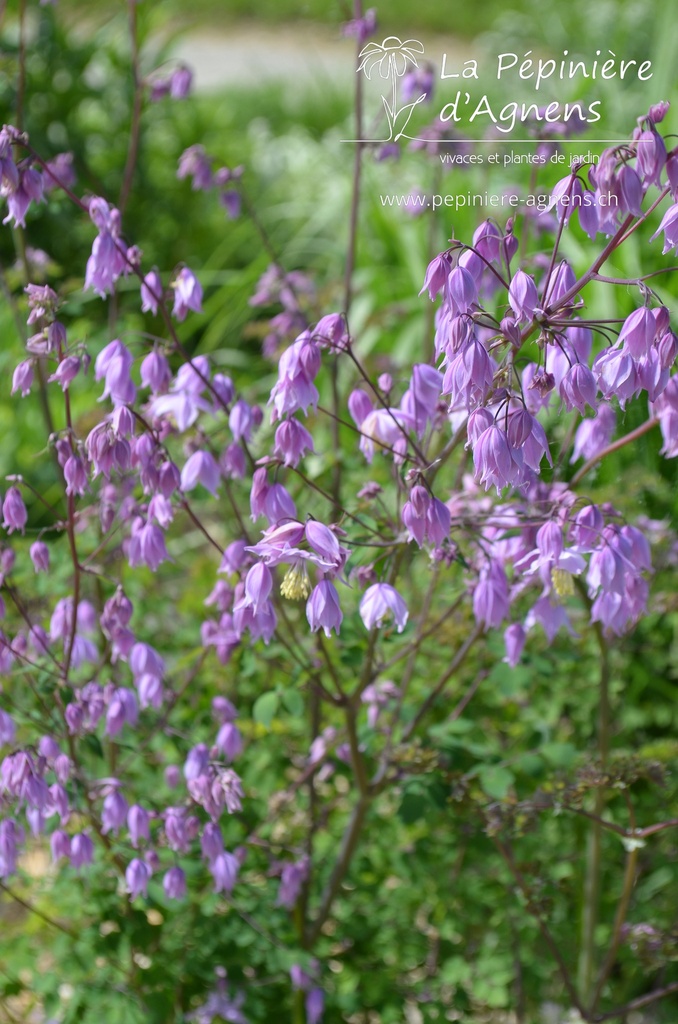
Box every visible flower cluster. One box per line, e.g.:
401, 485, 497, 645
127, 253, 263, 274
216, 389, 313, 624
0, 90, 677, 1022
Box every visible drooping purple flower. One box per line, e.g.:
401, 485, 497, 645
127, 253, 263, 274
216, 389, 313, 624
126, 857, 151, 899
163, 865, 186, 900
572, 403, 616, 463
306, 988, 325, 1024
559, 363, 598, 415
419, 252, 450, 299
48, 356, 81, 392
473, 561, 509, 630
402, 485, 431, 547
0, 710, 15, 746
594, 346, 639, 408
215, 722, 243, 762
50, 829, 71, 863
442, 337, 495, 410
140, 268, 163, 315
181, 450, 220, 496
201, 822, 224, 865
503, 623, 526, 667
184, 743, 210, 782
650, 203, 678, 254
172, 267, 203, 321
636, 128, 666, 186
69, 832, 94, 870
127, 804, 150, 848
618, 307, 657, 359
12, 360, 34, 396
64, 455, 88, 497
128, 519, 169, 572
277, 856, 309, 908
169, 65, 193, 99
85, 200, 127, 298
473, 424, 517, 493
525, 596, 577, 643
28, 540, 49, 573
101, 789, 128, 835
211, 850, 240, 893
241, 563, 273, 615
105, 688, 138, 736
274, 418, 315, 467
2, 487, 27, 534
508, 270, 539, 322
306, 581, 343, 637
359, 583, 408, 633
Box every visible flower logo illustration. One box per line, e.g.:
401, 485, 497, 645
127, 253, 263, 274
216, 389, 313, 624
357, 36, 427, 141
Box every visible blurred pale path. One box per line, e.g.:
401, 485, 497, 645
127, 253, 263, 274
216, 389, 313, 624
170, 24, 467, 92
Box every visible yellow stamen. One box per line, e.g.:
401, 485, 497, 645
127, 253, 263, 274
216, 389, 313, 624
280, 564, 312, 601
552, 568, 574, 598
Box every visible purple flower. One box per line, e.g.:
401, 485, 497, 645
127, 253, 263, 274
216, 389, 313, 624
85, 202, 127, 298
306, 581, 343, 637
163, 866, 186, 900
306, 988, 325, 1024
503, 624, 526, 667
446, 267, 477, 315
215, 722, 243, 762
473, 424, 517, 493
473, 561, 509, 630
128, 519, 169, 572
50, 829, 71, 863
618, 307, 657, 359
277, 856, 309, 908
201, 822, 224, 864
525, 596, 576, 643
127, 804, 150, 848
105, 687, 138, 736
2, 487, 27, 534
342, 7, 377, 44
12, 360, 33, 396
177, 145, 214, 190
650, 203, 678, 254
572, 404, 616, 463
359, 583, 408, 633
274, 418, 315, 467
636, 128, 666, 186
101, 789, 128, 835
181, 450, 220, 496
594, 347, 639, 408
49, 355, 82, 392
126, 857, 151, 899
69, 832, 94, 869
508, 270, 539, 322
211, 851, 239, 893
420, 252, 450, 299
184, 743, 210, 782
559, 363, 597, 415
170, 65, 193, 99
402, 485, 430, 546
64, 455, 88, 497
141, 269, 163, 315
140, 348, 171, 392
172, 267, 203, 321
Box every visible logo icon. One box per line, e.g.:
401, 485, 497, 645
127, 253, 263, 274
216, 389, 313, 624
356, 36, 427, 142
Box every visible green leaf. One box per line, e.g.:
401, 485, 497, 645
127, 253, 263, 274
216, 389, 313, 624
541, 742, 577, 768
281, 689, 304, 719
478, 766, 515, 800
252, 691, 280, 729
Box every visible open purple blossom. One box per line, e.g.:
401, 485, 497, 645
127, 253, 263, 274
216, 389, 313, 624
172, 267, 203, 321
359, 583, 408, 633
